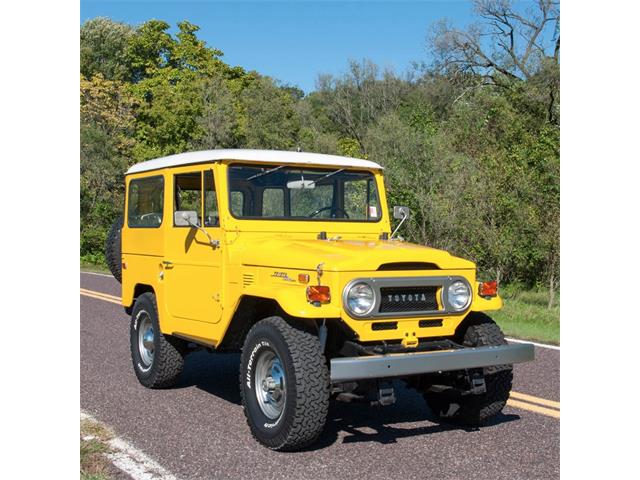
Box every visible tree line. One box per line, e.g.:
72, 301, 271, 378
80, 0, 559, 306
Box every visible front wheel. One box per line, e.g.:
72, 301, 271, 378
423, 312, 513, 426
240, 317, 329, 451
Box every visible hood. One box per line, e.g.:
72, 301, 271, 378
239, 238, 475, 271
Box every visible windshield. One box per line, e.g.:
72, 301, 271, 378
227, 164, 381, 222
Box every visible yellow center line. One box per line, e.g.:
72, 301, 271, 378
80, 289, 121, 305
80, 288, 120, 301
79, 287, 560, 419
510, 391, 560, 409
507, 399, 560, 419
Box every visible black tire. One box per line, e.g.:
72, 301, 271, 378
105, 215, 123, 283
240, 317, 330, 451
424, 312, 513, 426
130, 293, 184, 388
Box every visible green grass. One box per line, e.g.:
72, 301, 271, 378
492, 284, 559, 345
81, 418, 114, 480
80, 260, 111, 275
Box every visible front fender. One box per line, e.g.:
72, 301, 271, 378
237, 266, 341, 318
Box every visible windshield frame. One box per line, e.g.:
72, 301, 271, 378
226, 162, 383, 224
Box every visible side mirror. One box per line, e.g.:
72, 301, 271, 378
393, 206, 411, 220
174, 210, 220, 249
174, 210, 198, 227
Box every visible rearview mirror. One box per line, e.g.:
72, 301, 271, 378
286, 179, 316, 189
174, 210, 198, 227
393, 206, 411, 220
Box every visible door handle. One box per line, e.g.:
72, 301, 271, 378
162, 261, 174, 269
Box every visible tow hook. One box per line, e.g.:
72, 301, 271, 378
464, 369, 487, 396
374, 381, 396, 406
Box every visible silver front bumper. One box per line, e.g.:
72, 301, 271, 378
329, 343, 535, 382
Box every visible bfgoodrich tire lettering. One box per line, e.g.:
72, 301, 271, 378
130, 292, 184, 388
240, 316, 330, 451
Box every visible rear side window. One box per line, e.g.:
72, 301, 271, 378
127, 176, 164, 228
204, 170, 219, 227
174, 172, 202, 226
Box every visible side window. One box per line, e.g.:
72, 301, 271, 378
174, 172, 202, 226
127, 176, 164, 228
230, 191, 245, 216
344, 178, 379, 220
204, 170, 219, 227
262, 188, 284, 217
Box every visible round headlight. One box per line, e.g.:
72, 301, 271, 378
346, 282, 375, 316
447, 281, 471, 311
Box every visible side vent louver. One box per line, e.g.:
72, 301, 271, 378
242, 274, 255, 287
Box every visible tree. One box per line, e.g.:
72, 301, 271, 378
430, 0, 559, 122
316, 60, 408, 154
239, 76, 300, 150
80, 73, 138, 155
81, 17, 134, 81
80, 74, 137, 263
189, 74, 240, 150
127, 21, 253, 161
430, 0, 559, 82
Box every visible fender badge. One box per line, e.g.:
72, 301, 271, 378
271, 271, 295, 282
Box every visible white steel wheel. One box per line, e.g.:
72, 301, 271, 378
253, 349, 287, 420
137, 313, 154, 369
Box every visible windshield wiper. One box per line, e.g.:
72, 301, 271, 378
247, 165, 285, 180
311, 168, 345, 185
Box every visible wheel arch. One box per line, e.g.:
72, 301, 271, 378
124, 283, 156, 315
218, 295, 319, 352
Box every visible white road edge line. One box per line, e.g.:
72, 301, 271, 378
81, 411, 180, 480
506, 337, 560, 351
81, 271, 114, 278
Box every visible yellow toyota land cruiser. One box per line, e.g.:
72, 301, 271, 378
105, 149, 534, 451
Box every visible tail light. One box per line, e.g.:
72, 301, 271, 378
306, 285, 331, 304
478, 280, 498, 298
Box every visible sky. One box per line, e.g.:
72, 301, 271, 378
80, 1, 479, 93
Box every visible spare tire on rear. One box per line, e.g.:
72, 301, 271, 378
105, 215, 123, 283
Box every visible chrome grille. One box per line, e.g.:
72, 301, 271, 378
379, 286, 439, 313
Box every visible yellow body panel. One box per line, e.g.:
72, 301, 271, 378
122, 160, 503, 347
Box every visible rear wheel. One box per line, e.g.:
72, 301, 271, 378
130, 293, 184, 388
240, 317, 330, 451
423, 312, 513, 426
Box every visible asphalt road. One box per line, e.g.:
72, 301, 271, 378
81, 271, 560, 480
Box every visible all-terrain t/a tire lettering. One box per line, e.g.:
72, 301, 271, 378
240, 316, 330, 451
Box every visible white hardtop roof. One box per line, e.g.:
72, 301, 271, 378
126, 149, 383, 174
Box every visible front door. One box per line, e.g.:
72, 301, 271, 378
164, 167, 223, 325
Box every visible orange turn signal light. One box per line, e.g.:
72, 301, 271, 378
298, 274, 310, 284
479, 280, 498, 297
306, 285, 331, 304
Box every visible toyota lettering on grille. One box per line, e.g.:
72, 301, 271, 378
387, 293, 430, 303
379, 286, 440, 313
